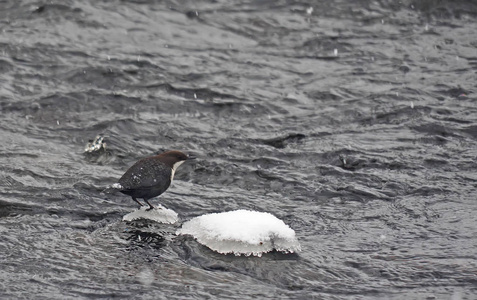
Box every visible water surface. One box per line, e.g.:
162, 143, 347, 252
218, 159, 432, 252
1, 0, 476, 299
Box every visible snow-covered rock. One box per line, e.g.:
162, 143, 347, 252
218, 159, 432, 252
122, 205, 179, 224
177, 210, 301, 257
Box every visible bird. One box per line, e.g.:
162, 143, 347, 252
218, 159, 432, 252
115, 150, 193, 210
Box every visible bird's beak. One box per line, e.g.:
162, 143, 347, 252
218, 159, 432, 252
187, 153, 197, 160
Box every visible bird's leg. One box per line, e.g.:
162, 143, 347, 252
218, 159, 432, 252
132, 197, 143, 207
144, 199, 155, 211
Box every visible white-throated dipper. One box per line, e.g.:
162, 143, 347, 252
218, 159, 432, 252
116, 150, 192, 210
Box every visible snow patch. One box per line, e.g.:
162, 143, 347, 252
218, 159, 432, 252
123, 205, 179, 224
177, 210, 301, 257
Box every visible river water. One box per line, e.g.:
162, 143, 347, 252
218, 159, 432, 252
1, 0, 476, 299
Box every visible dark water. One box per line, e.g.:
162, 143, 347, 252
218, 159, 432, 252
1, 0, 477, 299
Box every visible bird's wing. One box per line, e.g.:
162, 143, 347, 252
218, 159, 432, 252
118, 159, 171, 190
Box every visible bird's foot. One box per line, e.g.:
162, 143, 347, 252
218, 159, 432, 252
144, 199, 155, 211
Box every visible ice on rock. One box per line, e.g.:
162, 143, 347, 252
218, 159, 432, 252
177, 210, 301, 257
123, 204, 179, 224
84, 135, 106, 153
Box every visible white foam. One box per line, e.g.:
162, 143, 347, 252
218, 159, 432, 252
177, 210, 301, 257
122, 205, 179, 224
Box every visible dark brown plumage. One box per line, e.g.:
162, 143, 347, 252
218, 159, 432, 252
117, 150, 191, 210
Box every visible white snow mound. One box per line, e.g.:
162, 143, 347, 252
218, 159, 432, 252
177, 210, 301, 257
123, 205, 179, 224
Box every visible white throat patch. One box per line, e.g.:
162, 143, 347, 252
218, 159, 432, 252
170, 160, 185, 182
